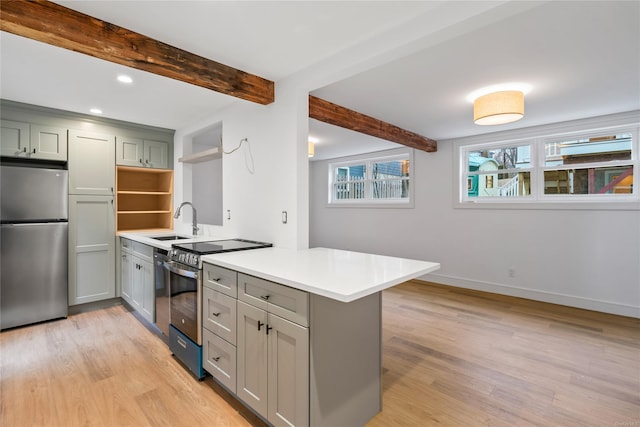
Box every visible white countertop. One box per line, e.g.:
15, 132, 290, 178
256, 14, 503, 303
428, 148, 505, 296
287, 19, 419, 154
204, 247, 440, 303
119, 232, 440, 302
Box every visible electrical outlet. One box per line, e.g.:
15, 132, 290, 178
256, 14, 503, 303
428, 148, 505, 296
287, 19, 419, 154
508, 267, 516, 278
282, 210, 288, 224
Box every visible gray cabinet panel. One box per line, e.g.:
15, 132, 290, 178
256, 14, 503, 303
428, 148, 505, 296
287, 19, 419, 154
237, 300, 268, 418
238, 273, 309, 327
69, 130, 115, 196
116, 136, 168, 169
203, 286, 237, 345
144, 139, 168, 169
203, 328, 237, 393
68, 195, 115, 305
1, 120, 67, 161
204, 263, 238, 297
267, 313, 309, 427
30, 125, 67, 161
0, 119, 30, 156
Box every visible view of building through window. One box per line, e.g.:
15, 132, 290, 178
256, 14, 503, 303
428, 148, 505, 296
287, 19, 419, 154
462, 131, 635, 201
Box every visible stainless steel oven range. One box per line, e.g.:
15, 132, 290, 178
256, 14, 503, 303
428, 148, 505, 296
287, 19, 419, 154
163, 238, 272, 379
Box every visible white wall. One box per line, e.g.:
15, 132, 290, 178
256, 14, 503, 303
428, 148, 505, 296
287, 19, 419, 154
310, 117, 640, 318
173, 81, 309, 249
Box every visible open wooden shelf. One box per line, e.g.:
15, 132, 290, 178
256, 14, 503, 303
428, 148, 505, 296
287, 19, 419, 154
116, 166, 173, 232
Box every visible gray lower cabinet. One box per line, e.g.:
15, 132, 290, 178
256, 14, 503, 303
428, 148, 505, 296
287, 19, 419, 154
68, 195, 115, 305
120, 239, 133, 302
203, 264, 383, 427
203, 264, 238, 392
237, 300, 309, 427
202, 264, 309, 427
120, 238, 154, 323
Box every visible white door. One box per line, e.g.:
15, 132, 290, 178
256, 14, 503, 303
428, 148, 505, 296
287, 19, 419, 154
69, 195, 115, 305
237, 300, 268, 418
68, 130, 115, 195
268, 314, 309, 427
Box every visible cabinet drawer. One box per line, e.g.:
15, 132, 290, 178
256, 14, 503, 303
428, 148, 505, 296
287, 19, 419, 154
203, 286, 237, 345
203, 263, 237, 297
121, 238, 132, 251
169, 325, 205, 380
203, 329, 236, 393
131, 241, 152, 260
238, 273, 308, 327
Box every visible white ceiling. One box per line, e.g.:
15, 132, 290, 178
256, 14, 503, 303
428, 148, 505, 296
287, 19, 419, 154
1, 1, 638, 161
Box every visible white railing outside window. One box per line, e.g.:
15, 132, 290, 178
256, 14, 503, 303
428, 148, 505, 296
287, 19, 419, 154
328, 149, 413, 207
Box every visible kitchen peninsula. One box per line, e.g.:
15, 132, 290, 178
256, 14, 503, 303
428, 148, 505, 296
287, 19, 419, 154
120, 233, 439, 426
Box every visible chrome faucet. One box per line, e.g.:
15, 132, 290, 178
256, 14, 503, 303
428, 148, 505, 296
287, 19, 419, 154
174, 202, 199, 236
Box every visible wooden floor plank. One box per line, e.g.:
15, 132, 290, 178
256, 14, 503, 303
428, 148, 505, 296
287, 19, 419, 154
1, 280, 638, 426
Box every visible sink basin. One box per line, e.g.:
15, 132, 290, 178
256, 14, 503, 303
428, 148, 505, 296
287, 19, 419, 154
150, 235, 190, 241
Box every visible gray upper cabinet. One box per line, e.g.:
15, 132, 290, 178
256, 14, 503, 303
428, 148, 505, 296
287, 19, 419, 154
116, 136, 169, 169
69, 130, 115, 196
1, 120, 68, 161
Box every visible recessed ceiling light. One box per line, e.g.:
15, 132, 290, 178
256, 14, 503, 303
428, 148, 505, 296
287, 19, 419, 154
90, 108, 103, 114
117, 75, 133, 84
466, 82, 532, 103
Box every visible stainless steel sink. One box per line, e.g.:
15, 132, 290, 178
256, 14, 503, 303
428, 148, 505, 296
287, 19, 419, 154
150, 235, 190, 241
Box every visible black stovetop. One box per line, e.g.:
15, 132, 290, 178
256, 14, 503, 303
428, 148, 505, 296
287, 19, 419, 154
172, 238, 272, 255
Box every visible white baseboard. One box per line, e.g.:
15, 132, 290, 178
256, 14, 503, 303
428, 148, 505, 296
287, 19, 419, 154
420, 273, 640, 319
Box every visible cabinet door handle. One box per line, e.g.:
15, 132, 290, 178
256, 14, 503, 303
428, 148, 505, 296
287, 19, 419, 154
22, 147, 27, 152
266, 325, 273, 335
213, 356, 220, 362
211, 312, 220, 317
257, 321, 264, 331
32, 148, 36, 154
139, 158, 143, 164
212, 277, 222, 282
260, 295, 270, 301
177, 337, 187, 349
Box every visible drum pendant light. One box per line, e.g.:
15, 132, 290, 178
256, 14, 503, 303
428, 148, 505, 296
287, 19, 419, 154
474, 90, 524, 125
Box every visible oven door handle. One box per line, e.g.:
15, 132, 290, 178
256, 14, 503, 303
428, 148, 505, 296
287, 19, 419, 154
163, 261, 199, 280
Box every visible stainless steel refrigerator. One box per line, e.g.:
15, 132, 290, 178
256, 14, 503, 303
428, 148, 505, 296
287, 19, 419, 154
1, 164, 69, 330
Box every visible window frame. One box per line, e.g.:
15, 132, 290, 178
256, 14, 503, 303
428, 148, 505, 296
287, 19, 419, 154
454, 112, 640, 210
327, 148, 414, 208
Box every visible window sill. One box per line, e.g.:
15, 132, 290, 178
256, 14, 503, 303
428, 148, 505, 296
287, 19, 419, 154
455, 199, 640, 211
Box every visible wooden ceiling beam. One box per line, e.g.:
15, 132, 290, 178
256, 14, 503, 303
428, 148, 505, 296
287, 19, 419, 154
309, 95, 437, 153
0, 0, 274, 105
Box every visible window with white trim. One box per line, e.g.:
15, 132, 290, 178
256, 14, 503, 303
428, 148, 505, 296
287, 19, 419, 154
458, 124, 639, 206
329, 151, 412, 206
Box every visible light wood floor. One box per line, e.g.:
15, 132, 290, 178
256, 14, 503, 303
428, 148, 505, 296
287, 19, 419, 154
1, 281, 638, 427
